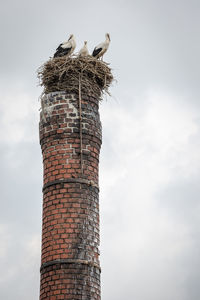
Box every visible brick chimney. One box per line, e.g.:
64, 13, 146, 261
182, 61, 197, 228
39, 91, 102, 299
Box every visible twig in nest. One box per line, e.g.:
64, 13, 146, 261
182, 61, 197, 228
37, 56, 114, 99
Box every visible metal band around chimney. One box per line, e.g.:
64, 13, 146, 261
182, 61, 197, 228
43, 178, 99, 192
40, 259, 101, 273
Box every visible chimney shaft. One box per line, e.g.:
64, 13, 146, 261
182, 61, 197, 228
39, 92, 101, 300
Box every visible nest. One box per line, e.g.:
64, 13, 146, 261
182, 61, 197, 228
38, 56, 114, 99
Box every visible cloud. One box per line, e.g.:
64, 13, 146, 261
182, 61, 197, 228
99, 88, 200, 299
0, 90, 42, 299
0, 226, 40, 300
0, 0, 200, 299
0, 90, 39, 144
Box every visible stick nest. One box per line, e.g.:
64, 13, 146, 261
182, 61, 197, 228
38, 56, 114, 99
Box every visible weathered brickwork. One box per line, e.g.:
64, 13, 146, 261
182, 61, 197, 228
39, 92, 102, 300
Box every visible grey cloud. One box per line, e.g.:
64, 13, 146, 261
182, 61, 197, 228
1, 0, 200, 299
155, 177, 200, 299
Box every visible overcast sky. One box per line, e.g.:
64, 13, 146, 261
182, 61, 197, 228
0, 0, 200, 299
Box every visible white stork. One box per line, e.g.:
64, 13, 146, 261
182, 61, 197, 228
78, 41, 89, 57
53, 34, 76, 58
92, 33, 111, 59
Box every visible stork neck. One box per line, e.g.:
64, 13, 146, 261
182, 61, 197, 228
105, 36, 110, 43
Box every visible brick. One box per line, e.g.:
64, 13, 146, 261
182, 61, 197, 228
39, 92, 101, 300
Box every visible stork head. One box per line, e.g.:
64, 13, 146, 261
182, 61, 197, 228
84, 41, 87, 45
68, 34, 74, 40
105, 33, 111, 41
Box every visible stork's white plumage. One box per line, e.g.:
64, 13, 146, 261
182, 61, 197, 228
53, 34, 76, 58
78, 41, 89, 57
92, 33, 111, 59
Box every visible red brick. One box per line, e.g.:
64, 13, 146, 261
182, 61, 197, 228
40, 92, 101, 300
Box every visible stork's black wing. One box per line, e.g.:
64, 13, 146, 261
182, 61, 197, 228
92, 47, 102, 57
56, 43, 63, 51
53, 46, 72, 58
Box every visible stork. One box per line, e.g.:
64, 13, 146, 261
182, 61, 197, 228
78, 41, 89, 57
92, 33, 111, 60
53, 34, 76, 58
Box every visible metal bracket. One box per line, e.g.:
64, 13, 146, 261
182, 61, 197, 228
40, 258, 101, 273
43, 178, 99, 192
